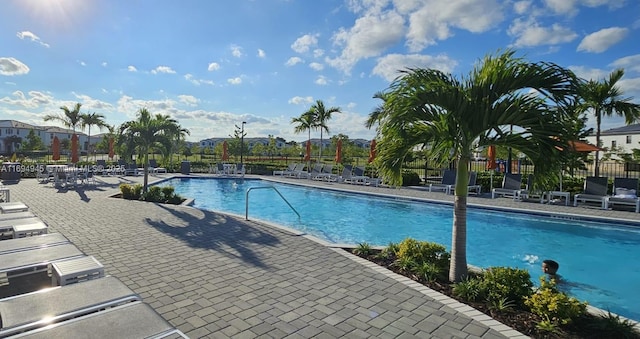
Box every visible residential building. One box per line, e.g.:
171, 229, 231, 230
585, 124, 640, 159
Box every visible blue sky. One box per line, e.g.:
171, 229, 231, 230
1, 0, 639, 143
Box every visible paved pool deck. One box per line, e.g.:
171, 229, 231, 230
4, 173, 639, 338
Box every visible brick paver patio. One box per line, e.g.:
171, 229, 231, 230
4, 173, 638, 338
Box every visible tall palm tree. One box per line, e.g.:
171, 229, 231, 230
80, 112, 109, 162
576, 69, 640, 176
44, 103, 83, 133
369, 50, 577, 282
308, 100, 341, 161
119, 108, 185, 192
292, 110, 315, 169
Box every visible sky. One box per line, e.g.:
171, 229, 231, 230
1, 0, 639, 143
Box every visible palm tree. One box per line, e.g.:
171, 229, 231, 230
119, 108, 185, 192
308, 100, 341, 161
44, 103, 83, 133
292, 110, 315, 169
369, 50, 577, 282
576, 69, 640, 176
80, 112, 110, 162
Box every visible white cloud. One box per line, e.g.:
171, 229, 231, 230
231, 45, 243, 58
185, 74, 214, 86
79, 61, 86, 66
291, 34, 319, 53
610, 54, 640, 74
207, 62, 220, 71
309, 62, 324, 71
513, 0, 532, 14
288, 96, 314, 105
313, 49, 325, 58
101, 62, 107, 67
0, 90, 53, 108
178, 95, 200, 106
285, 57, 304, 66
373, 54, 458, 82
543, 0, 578, 15
404, 0, 504, 52
127, 65, 137, 72
315, 76, 328, 85
508, 18, 578, 47
151, 66, 176, 74
326, 10, 405, 73
227, 77, 242, 85
257, 49, 266, 58
577, 27, 628, 53
568, 66, 609, 82
0, 57, 30, 76
16, 31, 50, 48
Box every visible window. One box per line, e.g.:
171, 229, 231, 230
627, 136, 632, 144
612, 140, 617, 149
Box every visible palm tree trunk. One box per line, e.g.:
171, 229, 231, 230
594, 109, 602, 177
319, 130, 323, 162
143, 149, 149, 193
449, 165, 469, 282
86, 126, 91, 163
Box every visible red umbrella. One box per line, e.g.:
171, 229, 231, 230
71, 134, 79, 163
569, 140, 601, 152
486, 145, 497, 170
368, 139, 376, 163
108, 137, 115, 159
335, 139, 343, 163
304, 140, 311, 161
222, 141, 229, 161
52, 136, 61, 161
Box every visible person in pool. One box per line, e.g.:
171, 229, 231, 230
542, 259, 561, 281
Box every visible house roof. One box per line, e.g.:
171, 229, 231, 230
597, 124, 640, 136
0, 120, 42, 130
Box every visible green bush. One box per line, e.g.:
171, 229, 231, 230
482, 267, 533, 306
142, 185, 164, 202
401, 170, 421, 186
396, 238, 450, 273
120, 183, 142, 200
452, 276, 484, 302
525, 277, 588, 325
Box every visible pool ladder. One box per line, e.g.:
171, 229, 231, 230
245, 186, 300, 221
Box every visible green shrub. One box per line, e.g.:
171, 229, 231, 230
452, 276, 484, 302
587, 310, 640, 338
396, 238, 450, 272
525, 277, 588, 325
142, 185, 163, 202
376, 242, 399, 260
120, 183, 142, 200
401, 171, 421, 186
482, 267, 533, 306
352, 242, 373, 256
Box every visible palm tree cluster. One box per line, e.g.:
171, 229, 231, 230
366, 50, 640, 282
291, 100, 341, 162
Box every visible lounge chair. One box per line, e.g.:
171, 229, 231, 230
0, 217, 48, 239
573, 176, 609, 208
313, 164, 334, 181
288, 164, 308, 178
335, 165, 354, 183
35, 165, 53, 184
273, 163, 297, 176
0, 276, 141, 337
518, 174, 546, 203
342, 166, 368, 184
148, 159, 167, 174
0, 233, 68, 255
492, 173, 523, 199
465, 171, 482, 195
428, 169, 456, 193
7, 301, 188, 338
124, 163, 139, 176
0, 243, 83, 283
0, 211, 36, 221
302, 163, 323, 179
0, 202, 29, 214
604, 177, 639, 212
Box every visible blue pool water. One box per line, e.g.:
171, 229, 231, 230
162, 177, 640, 321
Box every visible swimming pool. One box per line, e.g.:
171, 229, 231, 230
161, 177, 640, 321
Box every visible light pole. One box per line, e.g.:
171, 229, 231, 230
240, 121, 246, 164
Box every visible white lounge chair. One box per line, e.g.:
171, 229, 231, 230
492, 173, 523, 199
273, 163, 297, 176
574, 176, 609, 208
0, 202, 29, 214
428, 169, 456, 193
0, 276, 140, 337
313, 164, 334, 181
604, 177, 639, 212
344, 166, 369, 185
0, 233, 68, 255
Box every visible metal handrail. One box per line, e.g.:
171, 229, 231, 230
246, 186, 300, 221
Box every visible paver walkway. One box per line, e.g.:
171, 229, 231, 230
7, 173, 638, 338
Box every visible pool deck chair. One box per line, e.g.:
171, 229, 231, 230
429, 170, 456, 193
0, 211, 36, 222
465, 171, 482, 195
0, 276, 141, 337
604, 177, 640, 212
574, 176, 609, 209
344, 166, 369, 185
518, 174, 546, 203
0, 243, 83, 285
148, 159, 167, 174
0, 217, 48, 239
492, 173, 523, 200
273, 163, 297, 176
7, 301, 188, 338
0, 202, 29, 214
313, 164, 334, 181
302, 163, 324, 179
0, 233, 69, 255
